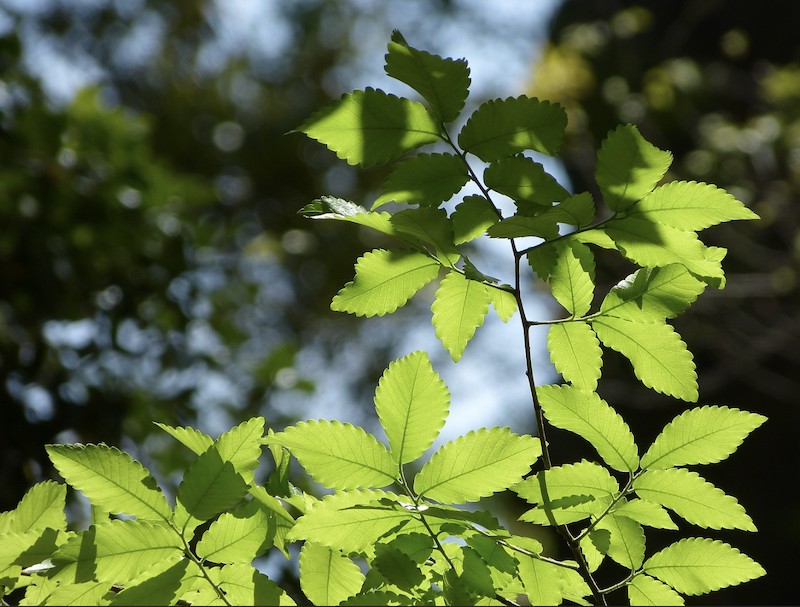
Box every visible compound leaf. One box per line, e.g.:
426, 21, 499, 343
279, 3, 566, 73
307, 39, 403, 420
414, 427, 541, 503
643, 538, 765, 595
375, 351, 450, 465
372, 153, 469, 208
484, 156, 569, 208
549, 240, 595, 316
641, 405, 767, 469
45, 444, 170, 522
633, 468, 756, 531
592, 316, 698, 402
628, 574, 685, 606
458, 96, 567, 161
595, 124, 672, 212
431, 271, 490, 362
49, 519, 182, 584
627, 181, 759, 230
385, 30, 470, 123
267, 420, 397, 490
332, 249, 440, 317
547, 322, 603, 391
538, 385, 638, 472
297, 88, 440, 167
451, 195, 499, 244
300, 542, 365, 606
600, 265, 707, 322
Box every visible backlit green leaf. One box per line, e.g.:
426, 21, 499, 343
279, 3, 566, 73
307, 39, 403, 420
154, 423, 214, 455
196, 500, 274, 563
600, 264, 707, 322
300, 542, 365, 606
633, 468, 756, 531
640, 405, 767, 469
484, 156, 569, 208
49, 520, 182, 584
595, 124, 672, 212
372, 544, 425, 590
549, 240, 595, 316
212, 564, 295, 606
627, 181, 759, 230
7, 480, 66, 533
604, 218, 724, 281
613, 499, 678, 530
458, 96, 567, 161
643, 538, 765, 595
538, 385, 638, 472
297, 88, 440, 167
594, 513, 645, 570
44, 581, 110, 606
517, 556, 565, 606
514, 461, 617, 526
372, 153, 468, 208
592, 316, 698, 402
267, 420, 397, 490
451, 195, 499, 244
332, 249, 440, 317
46, 444, 170, 522
215, 416, 265, 485
431, 271, 490, 362
110, 557, 189, 606
414, 427, 541, 503
288, 491, 418, 553
628, 574, 685, 606
375, 351, 449, 465
391, 207, 460, 263
175, 446, 249, 524
488, 192, 595, 239
487, 285, 518, 322
385, 30, 470, 123
547, 322, 602, 390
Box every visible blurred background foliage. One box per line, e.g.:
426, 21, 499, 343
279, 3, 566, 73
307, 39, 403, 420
0, 0, 796, 603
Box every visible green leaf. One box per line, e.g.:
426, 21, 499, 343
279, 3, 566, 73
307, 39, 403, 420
595, 124, 672, 212
603, 218, 724, 281
458, 96, 567, 161
7, 480, 66, 533
297, 88, 440, 167
176, 446, 249, 524
459, 546, 496, 597
643, 538, 765, 595
391, 207, 460, 263
267, 420, 397, 490
580, 529, 607, 572
640, 405, 767, 469
549, 240, 595, 316
592, 316, 698, 402
484, 156, 569, 208
215, 416, 265, 485
372, 153, 469, 208
110, 557, 189, 606
451, 195, 499, 244
487, 285, 518, 322
372, 544, 425, 589
196, 500, 274, 563
287, 491, 418, 553
538, 385, 638, 472
0, 527, 68, 569
49, 520, 182, 583
613, 499, 678, 530
248, 486, 295, 558
594, 513, 645, 570
43, 581, 111, 606
515, 461, 618, 526
154, 422, 214, 455
547, 322, 602, 390
300, 542, 365, 606
517, 556, 566, 606
431, 271, 490, 362
633, 468, 756, 531
628, 574, 685, 606
385, 30, 470, 123
374, 351, 450, 465
332, 249, 440, 317
212, 564, 295, 606
45, 444, 170, 522
600, 264, 707, 322
414, 427, 541, 503
627, 181, 759, 230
